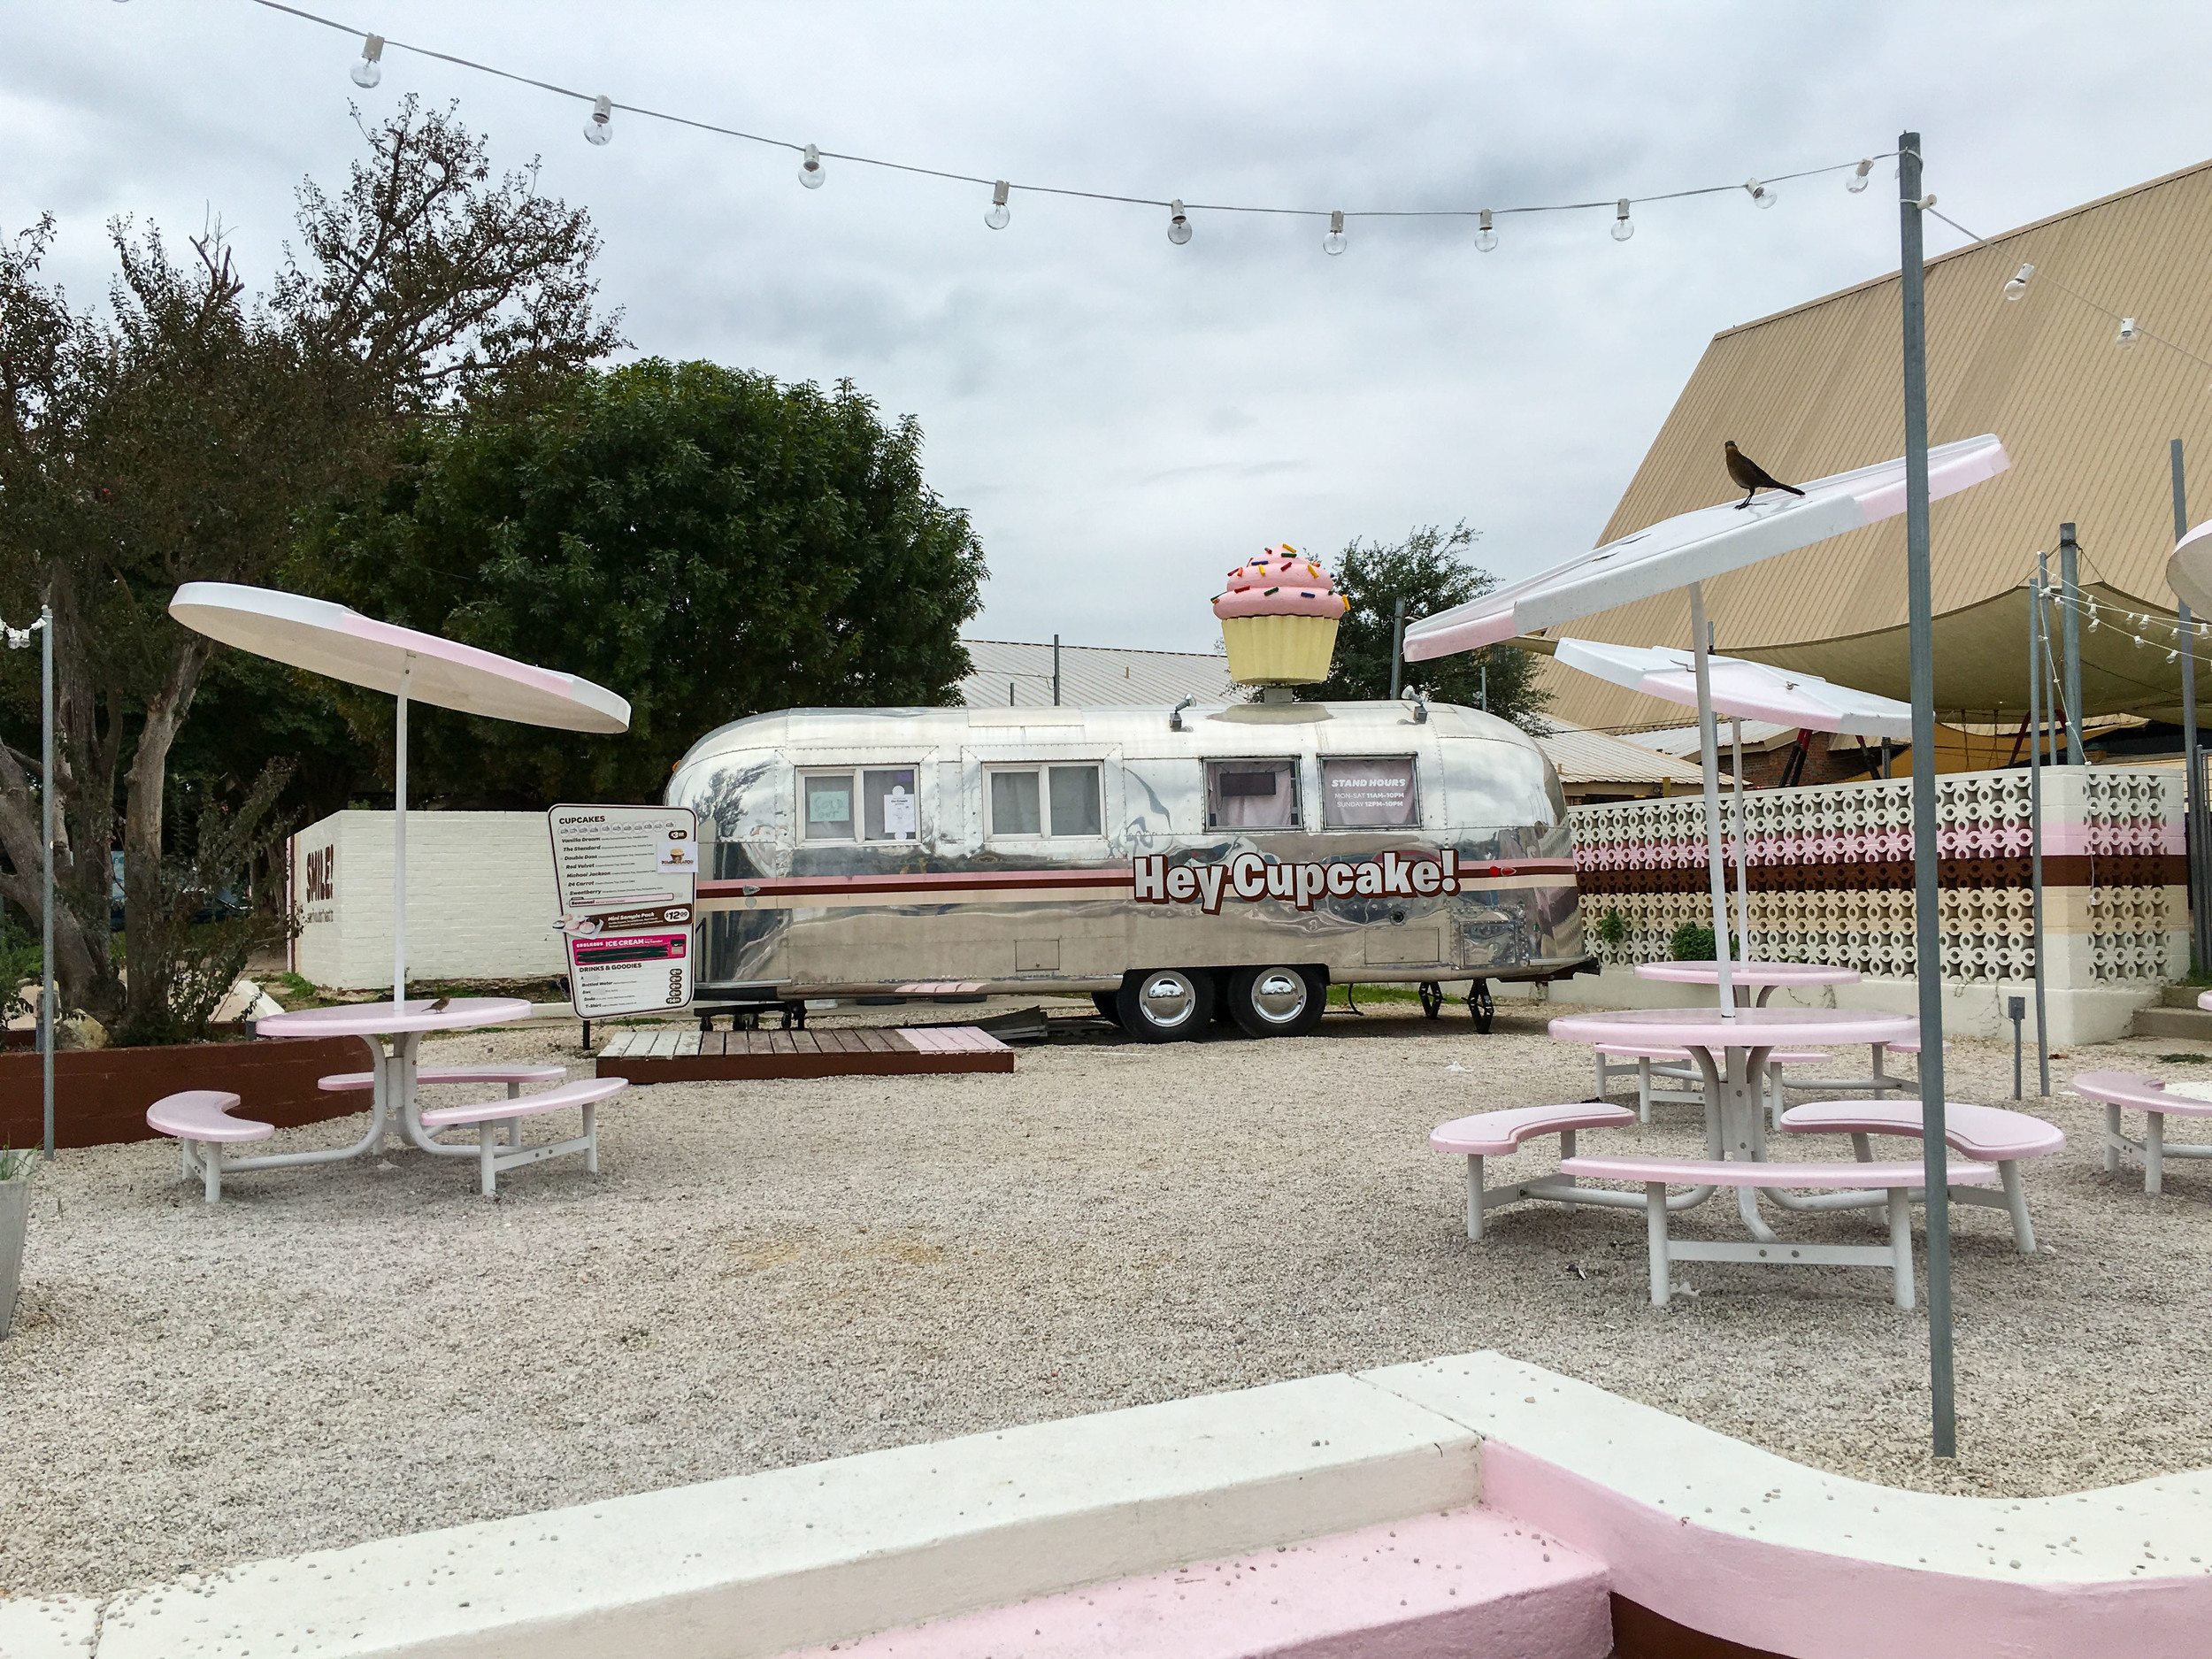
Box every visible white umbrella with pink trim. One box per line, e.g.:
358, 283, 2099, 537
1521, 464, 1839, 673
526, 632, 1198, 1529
1403, 434, 2009, 1014
170, 582, 630, 1008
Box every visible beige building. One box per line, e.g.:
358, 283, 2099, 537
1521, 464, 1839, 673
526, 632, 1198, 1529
1542, 157, 2212, 735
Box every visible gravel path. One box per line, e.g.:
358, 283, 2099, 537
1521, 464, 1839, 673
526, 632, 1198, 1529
4, 999, 2212, 1600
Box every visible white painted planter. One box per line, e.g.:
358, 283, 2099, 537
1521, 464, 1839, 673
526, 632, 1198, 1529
0, 1175, 27, 1339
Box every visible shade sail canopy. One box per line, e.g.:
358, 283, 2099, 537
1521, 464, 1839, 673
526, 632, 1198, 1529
170, 582, 630, 733
1403, 434, 2011, 663
2169, 518, 2212, 613
1553, 638, 1914, 739
1731, 579, 2196, 724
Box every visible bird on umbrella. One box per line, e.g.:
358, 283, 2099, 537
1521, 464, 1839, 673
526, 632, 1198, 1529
1724, 441, 1806, 509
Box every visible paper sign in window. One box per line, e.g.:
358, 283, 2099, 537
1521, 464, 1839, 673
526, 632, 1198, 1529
1321, 757, 1418, 827
805, 777, 854, 841
864, 769, 919, 841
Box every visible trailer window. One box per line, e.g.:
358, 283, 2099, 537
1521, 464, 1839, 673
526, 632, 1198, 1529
804, 768, 922, 842
987, 764, 1103, 838
803, 772, 856, 841
864, 768, 920, 841
1207, 759, 1298, 829
1320, 757, 1418, 827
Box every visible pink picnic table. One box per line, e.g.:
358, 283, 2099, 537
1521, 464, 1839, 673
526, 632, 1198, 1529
249, 998, 533, 1171
1634, 960, 1860, 1008
1548, 1005, 1917, 1239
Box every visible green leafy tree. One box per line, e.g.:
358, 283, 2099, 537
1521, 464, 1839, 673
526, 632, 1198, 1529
0, 99, 618, 1036
296, 359, 987, 804
1317, 522, 1549, 731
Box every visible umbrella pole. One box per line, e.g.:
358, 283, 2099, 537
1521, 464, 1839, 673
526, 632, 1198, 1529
1689, 583, 1737, 1017
394, 659, 411, 1010
1732, 717, 1750, 964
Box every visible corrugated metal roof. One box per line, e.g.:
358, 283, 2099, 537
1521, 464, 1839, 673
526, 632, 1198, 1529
1540, 156, 2212, 732
957, 638, 1241, 710
1536, 719, 1707, 787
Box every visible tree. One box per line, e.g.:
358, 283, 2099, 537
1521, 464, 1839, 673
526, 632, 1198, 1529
1317, 522, 1550, 731
0, 99, 619, 1037
296, 359, 988, 805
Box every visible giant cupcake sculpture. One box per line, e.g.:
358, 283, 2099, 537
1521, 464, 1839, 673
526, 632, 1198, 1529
1213, 545, 1349, 687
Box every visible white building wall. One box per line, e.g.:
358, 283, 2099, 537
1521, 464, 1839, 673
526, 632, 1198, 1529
289, 811, 564, 990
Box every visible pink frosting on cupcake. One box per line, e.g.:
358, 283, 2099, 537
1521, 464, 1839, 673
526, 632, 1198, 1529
1211, 545, 1349, 620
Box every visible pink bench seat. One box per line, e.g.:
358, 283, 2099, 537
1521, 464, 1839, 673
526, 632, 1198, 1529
1779, 1100, 2062, 1252
2071, 1070, 2212, 1194
145, 1091, 274, 1203
1431, 1103, 1636, 1240
1558, 1152, 1997, 1309
419, 1076, 627, 1195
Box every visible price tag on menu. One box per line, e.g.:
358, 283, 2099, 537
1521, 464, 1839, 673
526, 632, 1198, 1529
547, 804, 699, 1018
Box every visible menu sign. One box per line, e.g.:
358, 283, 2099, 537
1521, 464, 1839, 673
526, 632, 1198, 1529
547, 804, 699, 1018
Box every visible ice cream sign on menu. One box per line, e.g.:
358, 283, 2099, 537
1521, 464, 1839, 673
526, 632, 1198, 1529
547, 803, 699, 1018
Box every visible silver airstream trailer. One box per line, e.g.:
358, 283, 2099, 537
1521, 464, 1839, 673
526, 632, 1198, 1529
665, 699, 1589, 1041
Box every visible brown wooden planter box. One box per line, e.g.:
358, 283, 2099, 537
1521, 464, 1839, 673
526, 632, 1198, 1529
0, 1036, 368, 1150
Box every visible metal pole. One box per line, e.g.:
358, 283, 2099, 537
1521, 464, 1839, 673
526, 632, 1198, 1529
2028, 572, 2050, 1096
1480, 661, 1488, 713
2175, 442, 2208, 972
1052, 634, 1061, 708
1732, 716, 1750, 962
2059, 525, 2085, 766
1687, 581, 1737, 1017
393, 658, 410, 1010
1389, 597, 1406, 701
40, 607, 54, 1162
1900, 131, 1956, 1459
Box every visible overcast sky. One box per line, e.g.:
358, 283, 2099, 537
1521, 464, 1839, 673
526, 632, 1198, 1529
8, 2, 2208, 653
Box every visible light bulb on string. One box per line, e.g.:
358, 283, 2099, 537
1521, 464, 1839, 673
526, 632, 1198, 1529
1847, 158, 1873, 194
351, 33, 384, 88
1323, 211, 1348, 256
1167, 200, 1191, 245
799, 144, 824, 188
2134, 633, 2146, 649
1610, 198, 1634, 242
1744, 178, 1778, 209
2116, 317, 2142, 349
584, 95, 613, 146
2002, 263, 2034, 301
1474, 209, 1497, 253
985, 180, 1010, 230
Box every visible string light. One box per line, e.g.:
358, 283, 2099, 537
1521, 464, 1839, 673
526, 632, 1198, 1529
1611, 198, 1634, 242
236, 2, 1891, 252
2002, 262, 2034, 301
1166, 200, 1191, 245
985, 180, 1010, 230
1324, 211, 1348, 256
351, 31, 383, 88
2116, 317, 2143, 349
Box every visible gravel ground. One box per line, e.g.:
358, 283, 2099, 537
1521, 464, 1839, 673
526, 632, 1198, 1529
5, 998, 2212, 1600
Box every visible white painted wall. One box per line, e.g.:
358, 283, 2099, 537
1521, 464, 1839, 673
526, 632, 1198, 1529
288, 811, 563, 990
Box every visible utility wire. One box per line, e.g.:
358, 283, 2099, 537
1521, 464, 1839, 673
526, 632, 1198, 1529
246, 0, 1889, 227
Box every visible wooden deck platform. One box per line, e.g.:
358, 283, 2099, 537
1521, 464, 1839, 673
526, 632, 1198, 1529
593, 1025, 1015, 1083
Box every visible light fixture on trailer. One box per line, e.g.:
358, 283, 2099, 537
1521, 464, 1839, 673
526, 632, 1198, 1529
1167, 200, 1191, 245
585, 95, 613, 147
986, 180, 1010, 230
1611, 198, 1633, 242
1474, 209, 1497, 252
352, 33, 384, 88
799, 143, 824, 188
1323, 210, 1347, 255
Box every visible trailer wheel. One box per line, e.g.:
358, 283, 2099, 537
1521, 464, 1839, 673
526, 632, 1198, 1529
1115, 968, 1213, 1042
1225, 965, 1325, 1039
1091, 991, 1124, 1029
1417, 981, 1444, 1020
1466, 979, 1494, 1034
